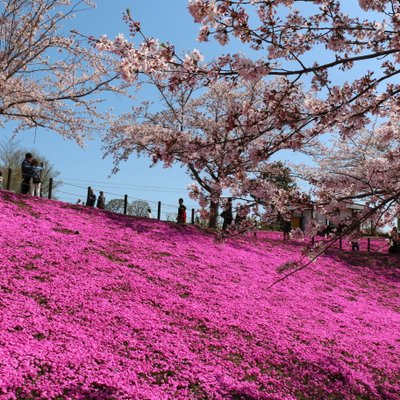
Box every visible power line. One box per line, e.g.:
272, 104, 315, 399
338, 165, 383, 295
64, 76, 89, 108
61, 182, 87, 190
58, 190, 81, 198
59, 177, 186, 192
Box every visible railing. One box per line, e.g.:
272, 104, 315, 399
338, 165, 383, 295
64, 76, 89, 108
1, 167, 197, 225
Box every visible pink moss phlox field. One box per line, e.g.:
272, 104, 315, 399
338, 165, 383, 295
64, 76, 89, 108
0, 192, 399, 400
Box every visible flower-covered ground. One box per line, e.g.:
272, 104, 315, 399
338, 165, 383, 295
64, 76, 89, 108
0, 191, 399, 400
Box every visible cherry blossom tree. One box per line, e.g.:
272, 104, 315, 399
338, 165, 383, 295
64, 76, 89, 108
105, 80, 303, 228
0, 0, 124, 143
96, 0, 400, 234
301, 122, 400, 233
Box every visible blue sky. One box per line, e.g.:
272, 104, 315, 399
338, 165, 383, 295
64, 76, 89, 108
5, 1, 377, 217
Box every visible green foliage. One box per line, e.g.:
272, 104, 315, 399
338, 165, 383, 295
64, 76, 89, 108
261, 161, 297, 191
105, 198, 150, 216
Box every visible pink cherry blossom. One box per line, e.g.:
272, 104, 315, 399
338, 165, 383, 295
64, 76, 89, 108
0, 0, 126, 142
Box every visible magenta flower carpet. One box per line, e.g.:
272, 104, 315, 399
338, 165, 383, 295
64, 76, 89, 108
0, 192, 399, 400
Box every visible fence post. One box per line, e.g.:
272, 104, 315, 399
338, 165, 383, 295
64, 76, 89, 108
311, 204, 315, 246
191, 208, 195, 225
86, 187, 91, 206
157, 201, 161, 220
367, 237, 371, 252
6, 168, 12, 190
123, 195, 128, 215
48, 178, 53, 199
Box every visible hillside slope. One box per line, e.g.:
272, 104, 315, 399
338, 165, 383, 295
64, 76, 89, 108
0, 191, 399, 400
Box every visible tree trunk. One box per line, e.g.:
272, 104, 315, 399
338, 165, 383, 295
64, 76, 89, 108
208, 200, 219, 229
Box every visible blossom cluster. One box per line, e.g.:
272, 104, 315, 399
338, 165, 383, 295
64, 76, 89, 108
0, 0, 125, 142
0, 191, 399, 399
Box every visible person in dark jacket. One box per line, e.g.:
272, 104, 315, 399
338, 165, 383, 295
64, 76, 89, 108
177, 198, 187, 224
97, 191, 105, 209
21, 153, 33, 194
389, 227, 399, 253
29, 159, 45, 196
283, 219, 292, 240
235, 205, 247, 225
279, 212, 292, 240
221, 197, 233, 230
86, 188, 96, 207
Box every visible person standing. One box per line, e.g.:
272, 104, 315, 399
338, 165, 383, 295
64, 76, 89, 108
389, 227, 399, 253
279, 212, 292, 240
177, 198, 187, 224
21, 153, 33, 194
221, 197, 233, 230
97, 191, 106, 209
283, 219, 292, 240
351, 239, 360, 251
86, 188, 96, 207
147, 208, 152, 218
235, 205, 247, 226
29, 160, 45, 196
350, 216, 361, 251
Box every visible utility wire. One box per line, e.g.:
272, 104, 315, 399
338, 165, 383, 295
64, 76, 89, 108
61, 182, 87, 190
59, 177, 186, 192
58, 190, 82, 198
